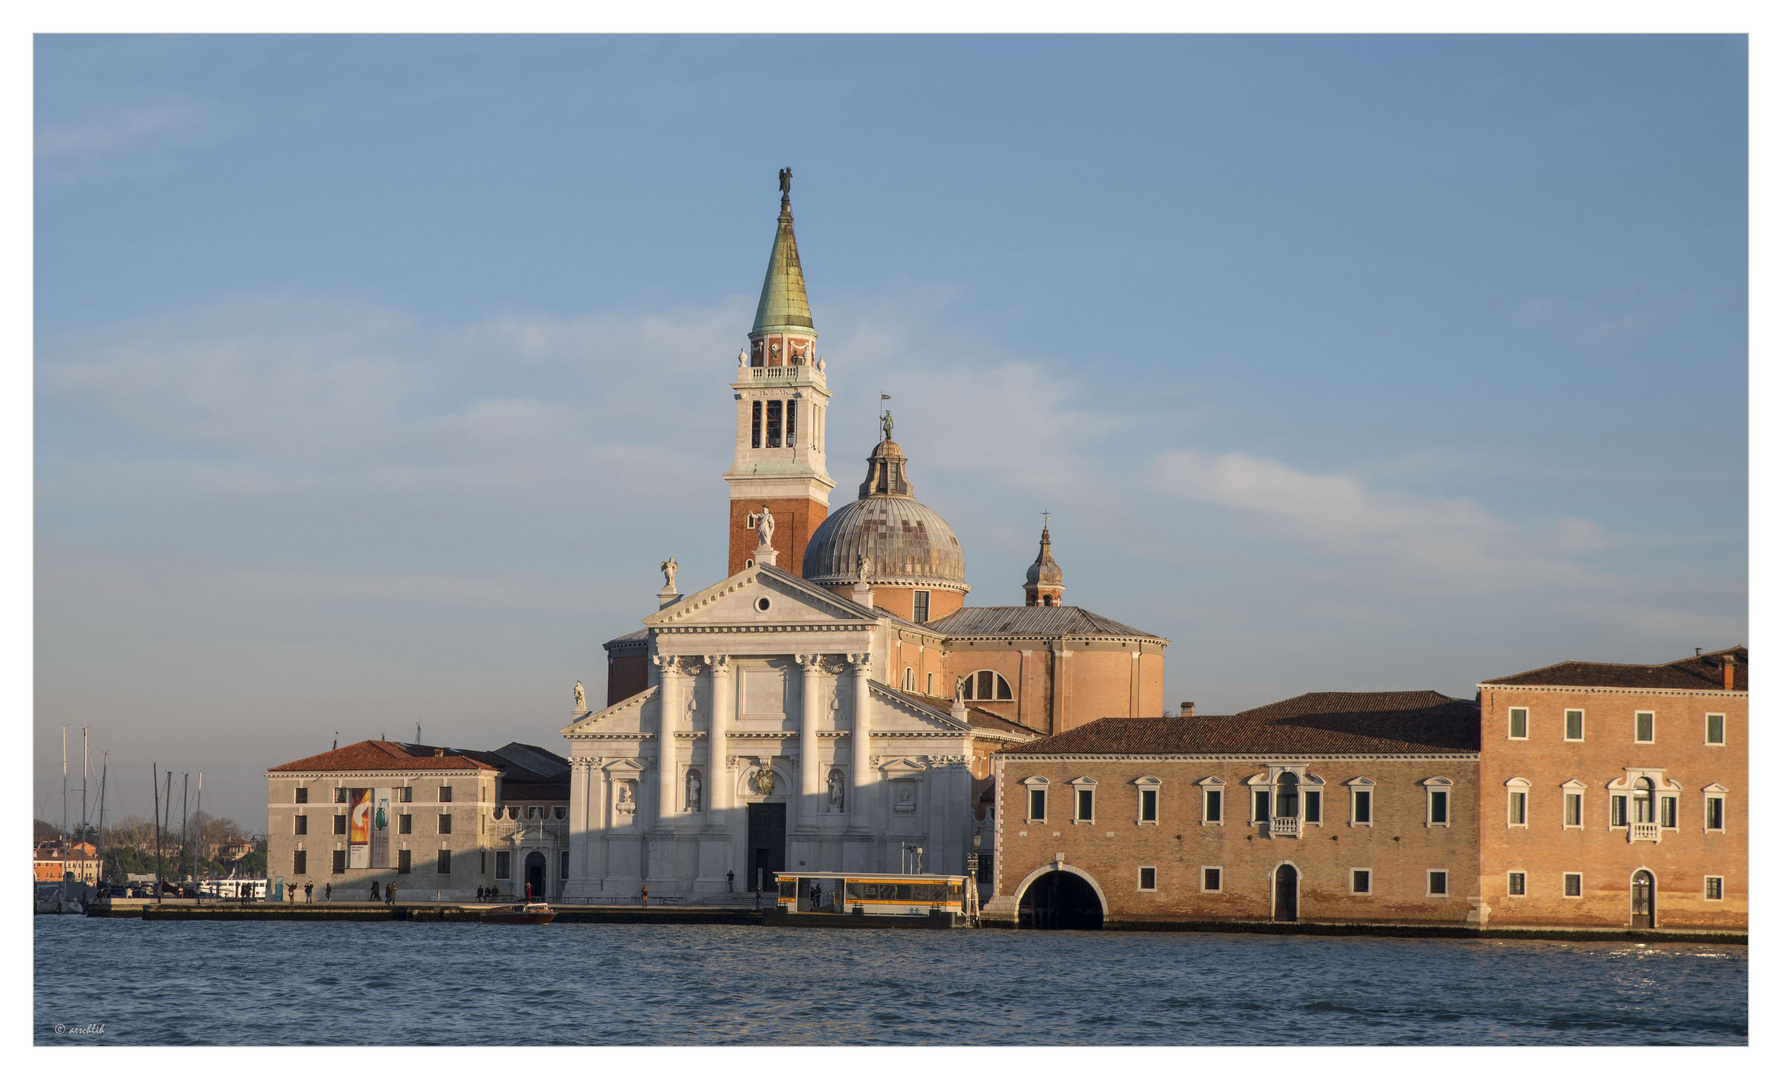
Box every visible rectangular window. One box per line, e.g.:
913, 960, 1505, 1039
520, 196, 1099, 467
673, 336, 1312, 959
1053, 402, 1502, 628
331, 850, 346, 874
495, 851, 511, 879
397, 849, 411, 874
398, 787, 413, 803
1351, 869, 1371, 895
1564, 709, 1584, 741
1028, 789, 1046, 821
438, 850, 452, 875
294, 786, 309, 804
1428, 871, 1448, 896
1508, 707, 1528, 739
912, 590, 930, 623
399, 814, 412, 835
1704, 877, 1723, 901
1610, 795, 1628, 827
1706, 796, 1724, 831
1076, 789, 1094, 822
333, 814, 347, 835
1204, 789, 1222, 823
1139, 789, 1158, 823
751, 401, 761, 448
1305, 791, 1322, 824
1137, 867, 1157, 891
1202, 867, 1222, 892
1509, 791, 1527, 826
786, 401, 797, 447
439, 786, 453, 803
1565, 792, 1583, 827
1660, 796, 1677, 829
1353, 789, 1372, 825
334, 788, 347, 803
1635, 711, 1655, 743
1706, 714, 1725, 745
481, 850, 488, 874
438, 814, 453, 835
765, 401, 782, 447
561, 851, 570, 879
294, 815, 308, 836
292, 850, 307, 875
1254, 790, 1270, 823
1507, 872, 1527, 897
1564, 872, 1582, 897
1429, 790, 1449, 825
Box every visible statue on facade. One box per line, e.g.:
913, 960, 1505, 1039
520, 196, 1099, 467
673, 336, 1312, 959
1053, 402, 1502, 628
827, 769, 845, 812
754, 766, 777, 797
616, 781, 636, 813
880, 410, 894, 441
660, 556, 678, 593
756, 505, 775, 547
573, 681, 586, 714
856, 552, 873, 580
779, 167, 792, 197
686, 772, 702, 812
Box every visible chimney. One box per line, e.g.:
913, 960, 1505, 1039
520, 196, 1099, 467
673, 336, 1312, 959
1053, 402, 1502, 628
1180, 701, 1195, 717
851, 580, 875, 609
1724, 656, 1736, 691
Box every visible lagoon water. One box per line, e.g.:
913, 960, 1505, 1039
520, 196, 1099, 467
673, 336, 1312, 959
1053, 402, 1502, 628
34, 917, 1746, 1045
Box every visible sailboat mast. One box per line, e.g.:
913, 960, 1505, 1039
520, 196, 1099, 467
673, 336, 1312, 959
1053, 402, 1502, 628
193, 772, 203, 904
97, 753, 108, 886
81, 728, 90, 893
152, 763, 163, 901
180, 773, 189, 890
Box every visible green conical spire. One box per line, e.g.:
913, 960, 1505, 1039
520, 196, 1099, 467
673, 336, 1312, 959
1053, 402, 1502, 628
752, 181, 815, 336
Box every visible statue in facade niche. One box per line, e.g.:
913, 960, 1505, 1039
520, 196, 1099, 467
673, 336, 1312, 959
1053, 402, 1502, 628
757, 505, 775, 547
616, 781, 635, 813
827, 769, 845, 812
573, 681, 586, 714
660, 556, 678, 593
686, 772, 702, 812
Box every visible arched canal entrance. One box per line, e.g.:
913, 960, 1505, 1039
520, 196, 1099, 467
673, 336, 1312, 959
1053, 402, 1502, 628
524, 852, 547, 901
1018, 870, 1104, 930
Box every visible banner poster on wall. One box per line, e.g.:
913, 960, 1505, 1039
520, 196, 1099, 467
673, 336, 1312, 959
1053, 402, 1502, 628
371, 788, 391, 868
348, 787, 372, 869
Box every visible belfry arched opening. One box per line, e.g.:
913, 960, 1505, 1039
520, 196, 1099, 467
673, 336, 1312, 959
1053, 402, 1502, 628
1018, 871, 1104, 930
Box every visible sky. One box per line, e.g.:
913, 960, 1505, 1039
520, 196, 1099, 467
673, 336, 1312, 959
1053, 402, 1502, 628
33, 34, 1748, 829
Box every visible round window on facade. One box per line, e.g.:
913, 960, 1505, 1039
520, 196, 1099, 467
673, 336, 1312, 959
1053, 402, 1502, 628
756, 597, 771, 612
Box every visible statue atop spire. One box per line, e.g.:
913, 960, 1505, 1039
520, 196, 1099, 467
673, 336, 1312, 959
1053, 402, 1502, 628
779, 167, 792, 198
751, 168, 814, 338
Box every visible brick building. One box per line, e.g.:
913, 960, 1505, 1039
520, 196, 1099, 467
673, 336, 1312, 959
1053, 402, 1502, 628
982, 692, 1483, 929
1476, 647, 1746, 931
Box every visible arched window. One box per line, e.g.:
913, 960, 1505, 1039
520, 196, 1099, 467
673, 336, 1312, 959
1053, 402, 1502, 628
1633, 776, 1654, 824
926, 672, 934, 695
1275, 772, 1300, 819
962, 670, 1014, 701
902, 667, 915, 692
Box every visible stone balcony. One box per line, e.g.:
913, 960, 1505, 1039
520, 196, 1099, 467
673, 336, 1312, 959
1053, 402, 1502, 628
1270, 816, 1301, 839
1629, 822, 1661, 843
736, 362, 824, 388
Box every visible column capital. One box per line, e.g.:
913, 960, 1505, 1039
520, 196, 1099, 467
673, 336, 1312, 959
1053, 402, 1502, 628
797, 652, 824, 673
704, 653, 731, 672
847, 652, 871, 672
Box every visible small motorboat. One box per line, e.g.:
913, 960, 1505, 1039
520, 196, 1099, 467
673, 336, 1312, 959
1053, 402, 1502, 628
479, 902, 556, 925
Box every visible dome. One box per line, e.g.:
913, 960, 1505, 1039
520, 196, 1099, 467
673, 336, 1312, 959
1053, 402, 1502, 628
802, 496, 967, 588
1026, 526, 1064, 587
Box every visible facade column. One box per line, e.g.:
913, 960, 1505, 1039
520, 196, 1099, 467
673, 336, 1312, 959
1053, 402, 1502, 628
655, 654, 680, 827
707, 655, 731, 825
799, 654, 823, 823
850, 653, 872, 829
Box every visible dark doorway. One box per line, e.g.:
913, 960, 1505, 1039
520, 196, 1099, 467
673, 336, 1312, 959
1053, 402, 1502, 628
524, 852, 546, 901
1274, 864, 1299, 922
747, 802, 786, 893
1631, 870, 1655, 928
1018, 871, 1103, 930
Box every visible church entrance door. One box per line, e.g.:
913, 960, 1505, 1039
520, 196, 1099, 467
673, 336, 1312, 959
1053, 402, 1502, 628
747, 802, 786, 893
524, 852, 547, 901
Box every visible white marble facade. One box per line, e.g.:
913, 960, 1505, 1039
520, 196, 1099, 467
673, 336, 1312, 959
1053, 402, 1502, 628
562, 564, 983, 899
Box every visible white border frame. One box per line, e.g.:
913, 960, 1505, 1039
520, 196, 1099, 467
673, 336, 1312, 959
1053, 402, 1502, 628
1426, 869, 1450, 897
1702, 784, 1727, 832
1136, 866, 1157, 892
1349, 867, 1372, 895
1506, 870, 1528, 898
1505, 776, 1530, 828
1705, 712, 1726, 746
1200, 865, 1223, 893
1563, 708, 1585, 742
1634, 709, 1656, 744
1704, 875, 1724, 901
1508, 706, 1529, 740
1563, 871, 1583, 898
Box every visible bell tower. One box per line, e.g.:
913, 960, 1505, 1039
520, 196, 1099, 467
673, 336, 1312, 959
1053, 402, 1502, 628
723, 168, 834, 576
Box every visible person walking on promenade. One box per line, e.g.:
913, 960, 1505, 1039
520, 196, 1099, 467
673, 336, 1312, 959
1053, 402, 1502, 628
727, 870, 734, 893
641, 884, 649, 908
305, 882, 313, 903
287, 884, 296, 904
386, 882, 396, 905
324, 882, 332, 902
370, 880, 380, 902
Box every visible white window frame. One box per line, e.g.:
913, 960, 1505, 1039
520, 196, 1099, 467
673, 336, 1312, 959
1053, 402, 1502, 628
1347, 777, 1375, 827
1427, 869, 1450, 897
1505, 777, 1530, 828
1200, 866, 1223, 893
1070, 777, 1097, 824
1022, 777, 1049, 824
1634, 710, 1655, 744
1564, 708, 1585, 742
1659, 792, 1679, 831
1508, 706, 1529, 740
1136, 866, 1157, 892
1703, 876, 1724, 901
1197, 777, 1225, 826
1506, 870, 1528, 897
1561, 779, 1587, 829
1423, 777, 1454, 828
1302, 774, 1326, 825
911, 589, 930, 623
1702, 784, 1727, 833
1133, 776, 1161, 826
1705, 713, 1726, 746
1563, 871, 1583, 898
1350, 868, 1372, 895
901, 666, 915, 692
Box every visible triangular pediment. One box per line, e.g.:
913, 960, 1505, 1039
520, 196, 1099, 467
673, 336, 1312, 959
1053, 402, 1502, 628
645, 565, 879, 632
870, 681, 972, 733
561, 685, 657, 736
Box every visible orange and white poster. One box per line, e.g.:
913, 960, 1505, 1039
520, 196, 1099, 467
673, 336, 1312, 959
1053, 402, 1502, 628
348, 788, 372, 869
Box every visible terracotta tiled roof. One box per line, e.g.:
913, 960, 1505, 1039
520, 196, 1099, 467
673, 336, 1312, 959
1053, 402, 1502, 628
1481, 646, 1747, 692
1002, 691, 1480, 757
926, 605, 1166, 644
901, 691, 1045, 738
268, 740, 501, 774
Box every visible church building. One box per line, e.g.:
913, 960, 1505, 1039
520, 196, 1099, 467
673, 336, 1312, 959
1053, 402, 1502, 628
560, 175, 1169, 900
